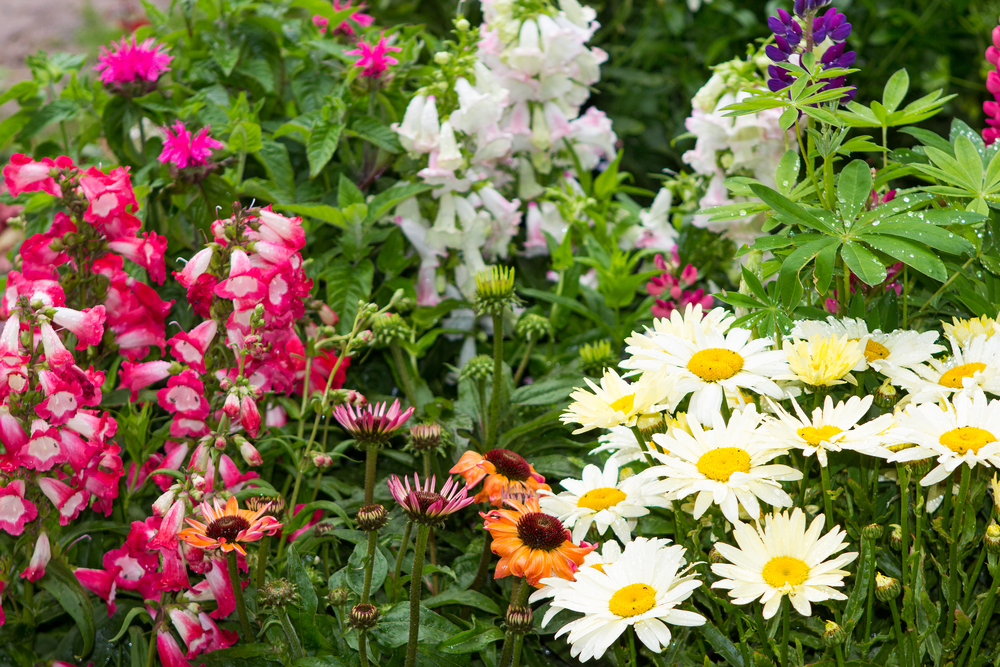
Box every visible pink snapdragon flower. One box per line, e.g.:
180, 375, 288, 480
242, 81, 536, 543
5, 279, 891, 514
94, 36, 172, 88
346, 36, 401, 78
985, 18, 1000, 144
158, 121, 224, 169
313, 0, 375, 36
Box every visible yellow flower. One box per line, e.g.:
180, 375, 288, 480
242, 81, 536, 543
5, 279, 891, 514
943, 316, 997, 347
783, 335, 863, 387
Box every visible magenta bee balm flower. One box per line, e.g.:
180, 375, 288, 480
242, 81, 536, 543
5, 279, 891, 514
159, 121, 224, 170
346, 36, 401, 78
94, 36, 172, 93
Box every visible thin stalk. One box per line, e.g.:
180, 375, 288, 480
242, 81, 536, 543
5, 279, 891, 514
862, 535, 877, 642
471, 534, 493, 592
823, 155, 835, 213
359, 632, 371, 667
227, 550, 253, 641
841, 254, 851, 316
404, 524, 432, 667
964, 548, 988, 610
627, 626, 638, 667
819, 461, 834, 528
629, 425, 657, 466
486, 312, 505, 449
361, 529, 379, 604
753, 604, 778, 664
947, 465, 972, 640
912, 256, 977, 320
499, 578, 531, 667
613, 644, 628, 667
513, 339, 535, 386
255, 534, 271, 597
959, 561, 1000, 667
363, 443, 379, 505
423, 451, 432, 479
780, 599, 790, 667
277, 608, 304, 658
393, 522, 414, 603
389, 341, 418, 407
897, 465, 911, 602
834, 645, 846, 667
888, 598, 907, 667
476, 376, 489, 446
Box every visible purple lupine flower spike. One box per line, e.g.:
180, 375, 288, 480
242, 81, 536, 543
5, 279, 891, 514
766, 0, 856, 102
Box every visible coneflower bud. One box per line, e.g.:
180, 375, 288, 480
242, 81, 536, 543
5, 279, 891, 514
505, 604, 533, 634
985, 522, 1000, 554
822, 620, 846, 647
246, 495, 286, 519
862, 524, 884, 540
579, 340, 617, 377
349, 603, 380, 630
515, 313, 552, 342
372, 312, 412, 347
460, 355, 494, 383
474, 266, 520, 316
409, 423, 443, 452
874, 379, 898, 409
889, 524, 902, 550
875, 572, 901, 602
357, 504, 388, 532
328, 587, 350, 606
259, 578, 298, 608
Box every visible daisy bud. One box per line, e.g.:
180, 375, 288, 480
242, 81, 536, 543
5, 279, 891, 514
474, 266, 520, 316
636, 411, 666, 439
822, 620, 846, 647
505, 604, 533, 634
459, 355, 494, 383
708, 547, 725, 564
889, 524, 902, 550
875, 572, 901, 602
874, 379, 898, 409
862, 524, 883, 540
409, 423, 443, 452
328, 587, 350, 606
357, 503, 388, 532
579, 340, 616, 377
985, 522, 1000, 554
349, 602, 380, 630
259, 578, 298, 608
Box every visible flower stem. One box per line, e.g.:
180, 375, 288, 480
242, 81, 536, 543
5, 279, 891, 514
629, 426, 656, 467
498, 578, 531, 667
959, 558, 1000, 667
819, 462, 834, 529
227, 550, 253, 641
393, 521, 413, 603
405, 524, 432, 667
363, 443, 379, 505
361, 529, 379, 604
862, 533, 877, 642
513, 339, 535, 386
947, 464, 972, 640
255, 533, 271, 598
486, 312, 505, 449
471, 533, 494, 592
834, 645, 846, 667
277, 607, 304, 658
423, 450, 432, 479
627, 625, 638, 667
389, 340, 418, 407
780, 598, 790, 667
888, 598, 907, 666
359, 632, 371, 667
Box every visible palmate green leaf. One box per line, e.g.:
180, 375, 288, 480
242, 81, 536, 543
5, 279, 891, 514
841, 241, 886, 286
867, 221, 975, 255
857, 192, 934, 224
749, 183, 835, 233
778, 238, 841, 304
775, 149, 800, 195
954, 135, 984, 188
837, 160, 872, 222
882, 68, 909, 113
858, 234, 947, 281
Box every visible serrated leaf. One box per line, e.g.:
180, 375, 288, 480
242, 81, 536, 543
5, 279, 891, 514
18, 100, 78, 141
325, 257, 374, 334
228, 121, 263, 153
254, 140, 295, 198
338, 173, 364, 208
278, 203, 346, 227
351, 116, 402, 153
307, 120, 343, 178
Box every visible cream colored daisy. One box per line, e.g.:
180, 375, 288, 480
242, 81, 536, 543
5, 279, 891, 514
540, 459, 671, 544
711, 508, 858, 619
531, 538, 627, 627
624, 305, 736, 366
781, 334, 863, 388
561, 369, 678, 434
535, 537, 705, 662
886, 390, 1000, 486
590, 414, 694, 466
761, 395, 895, 467
943, 315, 997, 347
622, 326, 788, 424
646, 405, 802, 523
880, 335, 1000, 405
790, 317, 943, 372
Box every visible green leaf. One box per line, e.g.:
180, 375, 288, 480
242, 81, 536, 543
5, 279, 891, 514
775, 150, 800, 195
307, 120, 343, 178
18, 100, 78, 141
351, 117, 402, 153
883, 68, 909, 114
837, 160, 873, 223
700, 623, 745, 667
288, 544, 330, 650
108, 606, 153, 642
510, 376, 579, 406
338, 173, 365, 208
0, 80, 39, 107
424, 589, 501, 615
254, 140, 295, 198
369, 602, 459, 649
437, 618, 504, 654
347, 539, 388, 596
229, 121, 263, 153
954, 135, 985, 189
212, 44, 241, 76
841, 241, 887, 286
0, 111, 32, 151
858, 234, 947, 281
40, 559, 96, 658
749, 183, 834, 234
778, 238, 841, 304
278, 203, 345, 227
518, 288, 614, 336
290, 0, 356, 25
778, 107, 798, 132
324, 257, 374, 334
367, 184, 433, 223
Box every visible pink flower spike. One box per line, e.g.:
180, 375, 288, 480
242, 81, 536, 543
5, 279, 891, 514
52, 305, 106, 349
94, 36, 172, 87
345, 36, 402, 78
159, 121, 224, 169
20, 532, 50, 582
174, 246, 215, 290
0, 480, 38, 535
38, 477, 90, 525
198, 612, 238, 652
108, 232, 168, 284
387, 473, 474, 524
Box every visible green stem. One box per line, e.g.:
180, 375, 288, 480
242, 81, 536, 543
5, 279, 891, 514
627, 625, 638, 667
947, 465, 972, 640
255, 533, 271, 598
629, 425, 657, 467
363, 443, 379, 505
389, 341, 418, 407
476, 376, 489, 446
862, 534, 877, 642
780, 598, 790, 667
964, 548, 988, 610
513, 339, 535, 386
393, 521, 413, 603
471, 533, 493, 592
277, 608, 304, 658
753, 604, 778, 665
897, 465, 911, 599
423, 450, 432, 479
486, 312, 505, 449
361, 529, 379, 604
227, 550, 253, 641
499, 578, 532, 667
820, 461, 834, 528
359, 632, 371, 667
405, 524, 432, 667
960, 560, 1000, 667
840, 254, 851, 316
834, 645, 846, 667
823, 154, 835, 213
888, 598, 907, 667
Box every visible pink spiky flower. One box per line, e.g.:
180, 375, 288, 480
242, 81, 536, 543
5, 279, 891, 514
94, 36, 172, 93
388, 473, 474, 525
158, 121, 224, 170
313, 0, 375, 37
345, 36, 401, 78
333, 398, 414, 445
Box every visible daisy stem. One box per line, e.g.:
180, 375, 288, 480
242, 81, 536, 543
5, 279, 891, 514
393, 521, 413, 603
820, 461, 834, 528
753, 605, 778, 664
963, 547, 987, 610
486, 312, 505, 450
405, 524, 432, 667
959, 557, 1000, 667
834, 644, 846, 667
627, 625, 638, 667
613, 644, 629, 667
947, 465, 972, 640
780, 598, 790, 667
862, 534, 877, 642
888, 598, 907, 666
630, 426, 657, 467
255, 533, 271, 596
227, 550, 254, 641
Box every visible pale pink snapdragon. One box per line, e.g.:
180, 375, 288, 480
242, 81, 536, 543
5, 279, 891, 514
20, 532, 50, 582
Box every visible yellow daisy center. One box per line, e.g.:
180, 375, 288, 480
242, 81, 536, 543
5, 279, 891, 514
939, 426, 996, 455
863, 340, 890, 362
578, 487, 627, 512
797, 425, 844, 446
687, 348, 744, 382
591, 563, 606, 573
762, 556, 810, 589
609, 393, 636, 415
939, 363, 987, 389
608, 583, 657, 618
696, 447, 751, 482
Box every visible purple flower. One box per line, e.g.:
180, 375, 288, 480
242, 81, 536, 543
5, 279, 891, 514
387, 474, 474, 525
765, 1, 856, 102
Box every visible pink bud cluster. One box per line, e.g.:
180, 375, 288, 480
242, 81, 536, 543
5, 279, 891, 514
646, 250, 713, 319
313, 0, 375, 37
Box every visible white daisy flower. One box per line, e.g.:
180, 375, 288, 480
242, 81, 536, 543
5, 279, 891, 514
621, 326, 787, 424
589, 414, 693, 466
532, 540, 626, 627
886, 390, 1000, 486
790, 317, 943, 372
561, 369, 678, 434
540, 459, 671, 544
624, 304, 736, 365
711, 508, 858, 619
646, 405, 802, 523
534, 537, 705, 662
761, 395, 895, 467
880, 335, 1000, 405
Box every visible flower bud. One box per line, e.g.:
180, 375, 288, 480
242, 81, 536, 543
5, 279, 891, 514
505, 604, 533, 634
259, 578, 298, 608
349, 603, 380, 630
434, 52, 451, 65
223, 392, 241, 418
409, 423, 443, 452
214, 436, 227, 451
312, 452, 334, 469
875, 572, 901, 602
874, 379, 898, 409
862, 524, 884, 540
579, 340, 616, 377
637, 412, 666, 439
455, 18, 470, 30
708, 548, 725, 564
235, 435, 262, 466
372, 312, 412, 347
357, 330, 374, 345
474, 266, 520, 316
889, 524, 902, 550
460, 355, 494, 383
357, 504, 388, 532
319, 304, 339, 326
328, 587, 350, 606
515, 313, 552, 342
822, 620, 846, 647
246, 495, 286, 519
986, 522, 1000, 554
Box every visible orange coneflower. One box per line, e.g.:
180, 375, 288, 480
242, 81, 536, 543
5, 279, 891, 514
482, 497, 595, 587
451, 448, 550, 506
178, 496, 282, 556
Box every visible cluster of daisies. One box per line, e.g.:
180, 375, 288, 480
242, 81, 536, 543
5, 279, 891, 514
534, 304, 1000, 660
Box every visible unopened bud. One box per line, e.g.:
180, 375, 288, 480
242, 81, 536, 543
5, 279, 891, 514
328, 587, 350, 606
349, 603, 380, 630
312, 452, 334, 469
579, 339, 616, 377
236, 435, 262, 466
455, 18, 470, 30
246, 495, 286, 519
822, 620, 846, 647
434, 52, 451, 65
875, 572, 901, 602
259, 578, 297, 608
460, 355, 494, 383
889, 524, 902, 550
319, 304, 339, 326
862, 524, 884, 540
357, 503, 388, 532
505, 604, 533, 633
223, 392, 241, 418
986, 522, 1000, 554
636, 412, 666, 438
357, 330, 374, 345
874, 379, 898, 409
708, 548, 725, 564
409, 423, 443, 452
